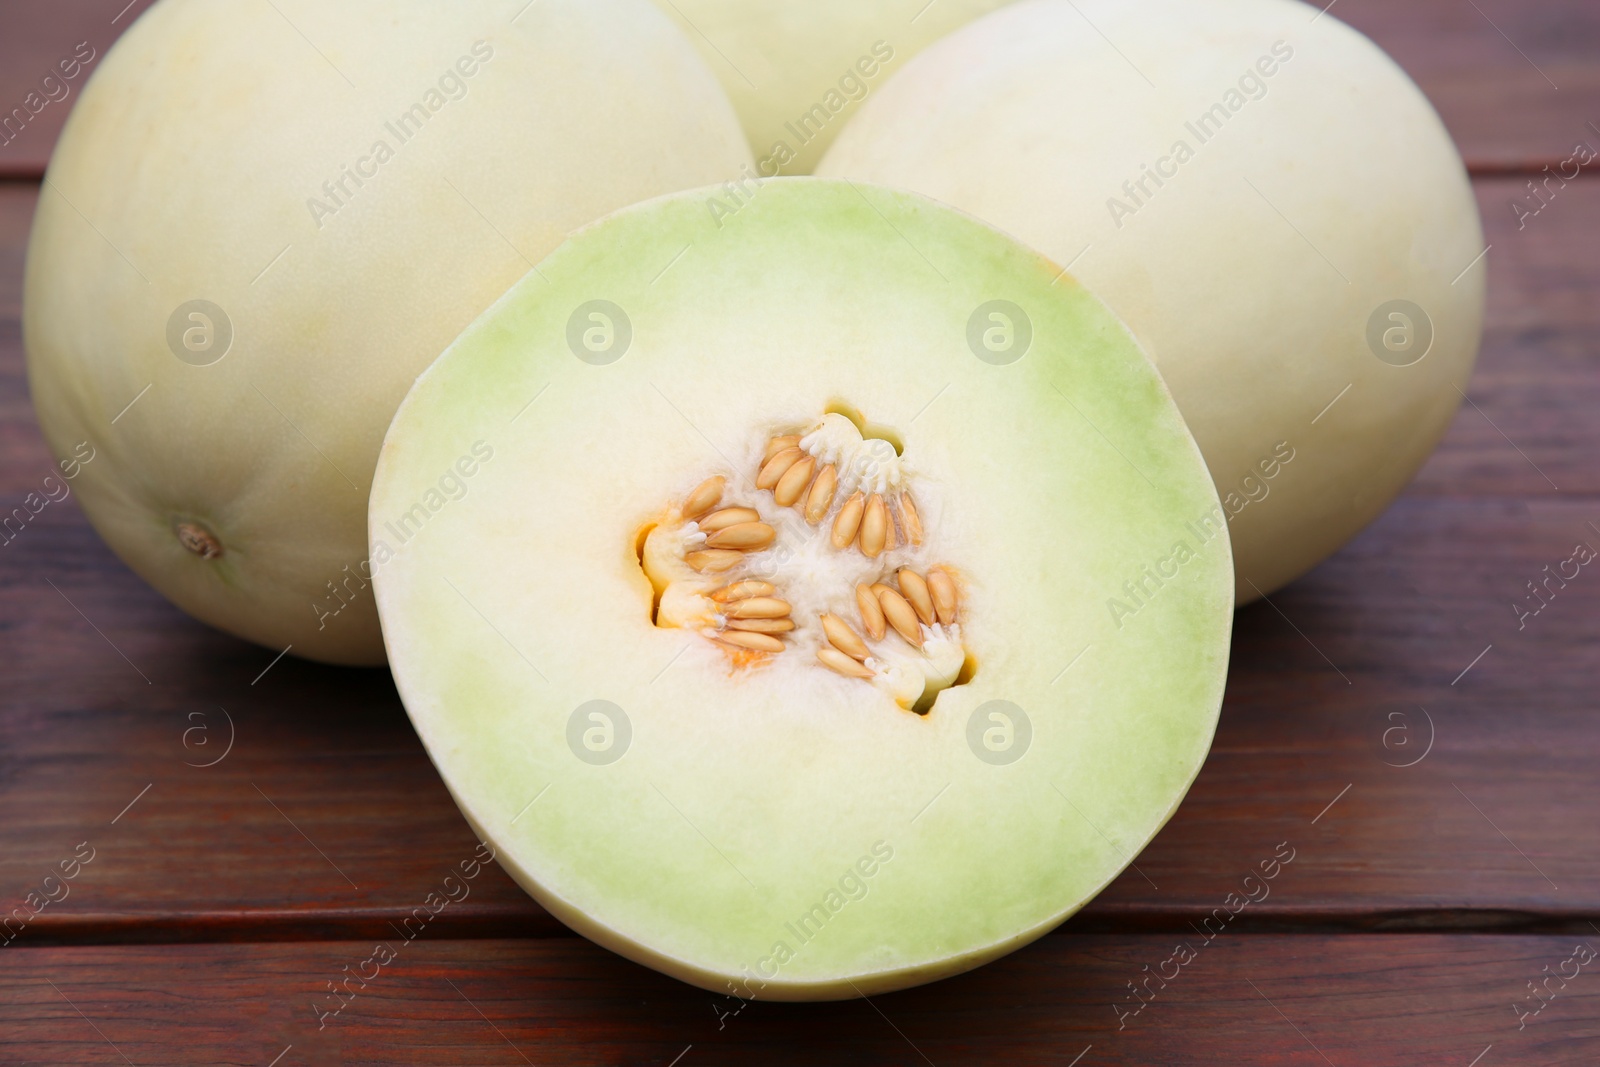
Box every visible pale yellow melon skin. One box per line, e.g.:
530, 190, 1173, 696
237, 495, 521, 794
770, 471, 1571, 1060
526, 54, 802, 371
819, 0, 1486, 600
649, 0, 1014, 175
24, 0, 753, 664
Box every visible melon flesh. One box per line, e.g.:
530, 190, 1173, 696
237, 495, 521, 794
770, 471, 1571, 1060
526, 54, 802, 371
818, 0, 1486, 600
649, 0, 1014, 175
371, 179, 1232, 999
24, 0, 752, 664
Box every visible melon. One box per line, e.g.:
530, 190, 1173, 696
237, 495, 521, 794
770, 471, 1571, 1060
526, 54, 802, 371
817, 0, 1486, 600
24, 0, 752, 664
370, 179, 1233, 998
649, 0, 1014, 175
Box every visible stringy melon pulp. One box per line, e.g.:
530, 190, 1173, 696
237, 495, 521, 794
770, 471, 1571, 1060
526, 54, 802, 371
371, 179, 1233, 999
639, 410, 970, 714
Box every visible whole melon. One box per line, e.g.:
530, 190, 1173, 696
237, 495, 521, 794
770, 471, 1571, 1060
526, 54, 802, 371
818, 0, 1485, 600
649, 0, 1014, 175
24, 0, 752, 664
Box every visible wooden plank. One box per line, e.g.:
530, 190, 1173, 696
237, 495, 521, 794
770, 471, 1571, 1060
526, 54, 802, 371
2, 176, 1598, 942
1, 0, 1598, 176
1334, 0, 1600, 171
2, 934, 1595, 1064
1412, 176, 1600, 499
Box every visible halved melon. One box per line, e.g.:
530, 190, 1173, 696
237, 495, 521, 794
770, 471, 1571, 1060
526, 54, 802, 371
370, 179, 1232, 999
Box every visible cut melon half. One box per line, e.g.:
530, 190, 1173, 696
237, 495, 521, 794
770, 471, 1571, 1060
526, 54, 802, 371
370, 178, 1233, 999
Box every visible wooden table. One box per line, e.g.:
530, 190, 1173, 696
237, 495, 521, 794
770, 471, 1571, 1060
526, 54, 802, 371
3, 1, 1597, 1062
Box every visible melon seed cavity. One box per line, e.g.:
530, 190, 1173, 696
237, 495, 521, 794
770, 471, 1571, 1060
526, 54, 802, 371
638, 412, 968, 714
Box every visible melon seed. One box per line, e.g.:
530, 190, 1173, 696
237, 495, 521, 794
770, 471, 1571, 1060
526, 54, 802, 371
773, 455, 816, 507
898, 494, 924, 547
856, 583, 887, 641
757, 447, 803, 490
820, 613, 870, 661
763, 435, 800, 464
927, 567, 959, 624
832, 491, 865, 549
717, 631, 786, 653
682, 476, 724, 521
724, 596, 791, 619
897, 568, 935, 625
697, 507, 759, 533
712, 580, 775, 602
805, 464, 838, 524
818, 646, 874, 679
726, 617, 795, 634
860, 495, 888, 558
875, 585, 923, 647
705, 522, 776, 551
685, 549, 744, 573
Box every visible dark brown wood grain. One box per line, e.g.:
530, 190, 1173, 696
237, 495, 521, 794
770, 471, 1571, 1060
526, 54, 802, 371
3, 934, 1597, 1065
0, 0, 1598, 176
1335, 0, 1600, 170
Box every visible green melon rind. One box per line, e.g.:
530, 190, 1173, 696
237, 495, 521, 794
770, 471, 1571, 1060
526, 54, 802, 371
370, 178, 1232, 999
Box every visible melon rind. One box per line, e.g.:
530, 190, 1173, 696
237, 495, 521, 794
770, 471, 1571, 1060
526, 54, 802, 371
649, 0, 1015, 175
818, 0, 1486, 601
371, 179, 1233, 999
23, 0, 752, 664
